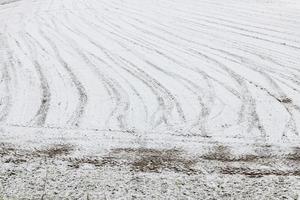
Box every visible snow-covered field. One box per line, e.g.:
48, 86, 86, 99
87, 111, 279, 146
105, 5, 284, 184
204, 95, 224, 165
0, 0, 300, 199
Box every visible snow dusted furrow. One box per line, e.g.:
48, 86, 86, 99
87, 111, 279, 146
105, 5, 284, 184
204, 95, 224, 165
0, 0, 300, 145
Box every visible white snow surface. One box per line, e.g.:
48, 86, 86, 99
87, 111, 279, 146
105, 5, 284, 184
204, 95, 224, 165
0, 0, 300, 199
0, 0, 300, 144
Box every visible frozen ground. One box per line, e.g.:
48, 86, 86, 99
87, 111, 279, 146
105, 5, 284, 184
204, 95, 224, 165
0, 0, 300, 199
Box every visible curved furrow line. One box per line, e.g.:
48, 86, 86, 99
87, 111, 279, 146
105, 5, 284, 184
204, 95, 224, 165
179, 18, 300, 49
273, 74, 300, 94
75, 52, 125, 129
0, 34, 13, 123
96, 20, 216, 127
108, 8, 300, 126
106, 53, 173, 128
176, 12, 300, 38
73, 10, 232, 129
273, 77, 300, 94
150, 13, 300, 51
1, 40, 23, 123
116, 56, 186, 128
103, 0, 295, 23
103, 0, 300, 46
105, 1, 300, 48
138, 48, 217, 131
183, 26, 300, 73
60, 14, 131, 130
21, 33, 51, 126
101, 40, 188, 125
111, 7, 300, 69
215, 45, 300, 97
143, 60, 210, 136
78, 9, 240, 121
205, 45, 291, 96
0, 63, 11, 122
110, 34, 242, 123
202, 46, 300, 137
4, 32, 45, 125
53, 10, 186, 129
37, 25, 87, 127
231, 47, 300, 86
30, 61, 51, 126
197, 47, 300, 108
155, 2, 300, 36
73, 34, 167, 129
50, 13, 140, 130
180, 0, 300, 24
224, 44, 300, 91
95, 14, 243, 107
85, 16, 239, 118
191, 50, 267, 138
77, 50, 130, 130
1, 0, 299, 145
16, 29, 75, 126
89, 52, 149, 129
249, 80, 299, 139
205, 44, 300, 75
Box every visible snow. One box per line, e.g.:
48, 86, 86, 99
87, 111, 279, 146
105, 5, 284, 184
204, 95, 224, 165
0, 0, 300, 198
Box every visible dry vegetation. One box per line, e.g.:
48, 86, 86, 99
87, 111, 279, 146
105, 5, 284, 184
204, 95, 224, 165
1, 143, 299, 178
113, 148, 197, 174
221, 166, 300, 177
33, 144, 74, 158
201, 144, 271, 162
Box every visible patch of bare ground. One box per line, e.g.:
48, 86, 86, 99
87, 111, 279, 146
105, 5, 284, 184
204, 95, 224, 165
201, 145, 271, 162
115, 148, 197, 174
277, 96, 292, 104
0, 143, 29, 164
2, 143, 299, 179
221, 166, 300, 178
0, 143, 17, 156
3, 157, 27, 164
66, 156, 118, 168
1, 143, 74, 160
285, 147, 300, 161
64, 148, 197, 174
33, 144, 74, 158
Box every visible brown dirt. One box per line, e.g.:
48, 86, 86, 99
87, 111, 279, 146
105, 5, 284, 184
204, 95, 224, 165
33, 144, 74, 158
221, 166, 300, 177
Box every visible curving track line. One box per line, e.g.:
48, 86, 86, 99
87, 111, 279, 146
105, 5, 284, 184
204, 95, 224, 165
0, 0, 300, 144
